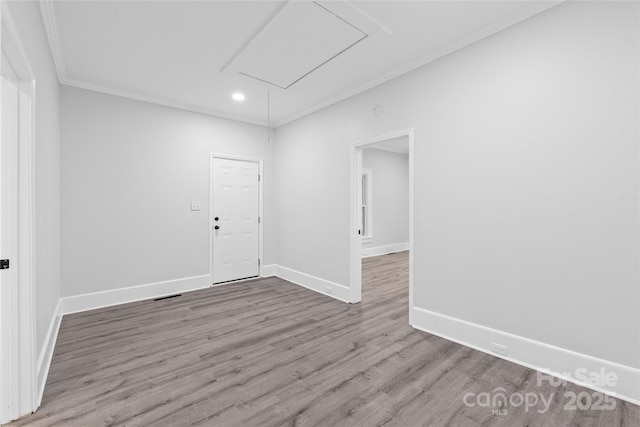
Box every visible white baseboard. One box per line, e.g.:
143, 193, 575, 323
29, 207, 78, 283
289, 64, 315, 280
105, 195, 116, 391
411, 306, 640, 405
57, 265, 347, 319
362, 242, 409, 258
261, 264, 277, 277
274, 265, 351, 303
58, 274, 212, 315
43, 269, 639, 411
36, 300, 62, 407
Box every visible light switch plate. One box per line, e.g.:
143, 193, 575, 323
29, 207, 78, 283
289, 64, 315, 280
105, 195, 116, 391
191, 201, 201, 211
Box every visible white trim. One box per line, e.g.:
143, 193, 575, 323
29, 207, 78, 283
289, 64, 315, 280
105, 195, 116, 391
209, 154, 264, 284
274, 265, 351, 303
33, 262, 307, 405
38, 0, 65, 80
349, 129, 414, 306
37, 1, 270, 128
410, 306, 640, 406
361, 242, 409, 258
36, 301, 61, 407
370, 145, 409, 155
61, 79, 271, 128
58, 275, 211, 315
39, 271, 640, 408
274, 1, 563, 126
2, 6, 34, 78
17, 81, 36, 418
0, 1, 38, 422
38, 0, 562, 128
261, 264, 276, 277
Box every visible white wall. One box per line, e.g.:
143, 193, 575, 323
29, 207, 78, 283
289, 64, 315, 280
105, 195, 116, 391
61, 86, 274, 297
275, 0, 639, 373
361, 147, 409, 251
7, 0, 61, 358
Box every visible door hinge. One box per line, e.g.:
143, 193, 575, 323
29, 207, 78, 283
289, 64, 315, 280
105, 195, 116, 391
258, 259, 261, 267
0, 259, 9, 270
258, 216, 261, 224
258, 174, 261, 182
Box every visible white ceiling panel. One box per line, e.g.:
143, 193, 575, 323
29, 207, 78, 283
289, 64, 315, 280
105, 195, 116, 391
228, 2, 367, 89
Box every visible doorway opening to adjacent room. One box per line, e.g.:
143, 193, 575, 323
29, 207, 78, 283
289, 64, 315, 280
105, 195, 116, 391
209, 154, 263, 285
349, 129, 414, 315
0, 3, 37, 423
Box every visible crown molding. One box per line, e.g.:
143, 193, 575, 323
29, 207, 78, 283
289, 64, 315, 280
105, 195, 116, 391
2, 0, 35, 80
39, 0, 66, 81
38, 0, 273, 127
61, 78, 271, 127
39, 0, 563, 129
273, 0, 564, 127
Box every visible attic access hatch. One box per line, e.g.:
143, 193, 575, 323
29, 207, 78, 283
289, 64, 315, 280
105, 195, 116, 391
222, 1, 387, 90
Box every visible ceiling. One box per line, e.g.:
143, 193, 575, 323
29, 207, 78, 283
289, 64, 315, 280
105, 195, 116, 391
41, 1, 561, 127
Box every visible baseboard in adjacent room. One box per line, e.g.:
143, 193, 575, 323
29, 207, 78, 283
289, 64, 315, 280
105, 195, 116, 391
58, 274, 212, 315
36, 300, 62, 406
410, 306, 640, 405
362, 242, 409, 258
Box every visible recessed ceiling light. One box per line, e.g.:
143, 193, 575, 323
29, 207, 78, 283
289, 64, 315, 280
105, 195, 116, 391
232, 93, 245, 101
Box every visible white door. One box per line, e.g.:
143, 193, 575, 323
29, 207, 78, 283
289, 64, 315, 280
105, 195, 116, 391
211, 157, 260, 284
0, 60, 20, 423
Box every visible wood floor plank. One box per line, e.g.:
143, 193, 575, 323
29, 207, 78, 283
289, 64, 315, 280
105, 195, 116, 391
8, 251, 639, 426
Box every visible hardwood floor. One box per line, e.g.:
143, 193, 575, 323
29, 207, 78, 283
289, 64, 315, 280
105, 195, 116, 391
9, 251, 639, 426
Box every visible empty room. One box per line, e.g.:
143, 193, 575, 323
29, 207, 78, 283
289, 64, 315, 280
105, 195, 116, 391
0, 0, 638, 426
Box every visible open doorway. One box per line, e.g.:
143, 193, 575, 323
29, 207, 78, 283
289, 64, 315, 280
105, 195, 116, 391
349, 130, 414, 318
361, 138, 410, 304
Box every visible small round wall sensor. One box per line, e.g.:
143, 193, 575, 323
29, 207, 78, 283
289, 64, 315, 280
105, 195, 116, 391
373, 105, 383, 117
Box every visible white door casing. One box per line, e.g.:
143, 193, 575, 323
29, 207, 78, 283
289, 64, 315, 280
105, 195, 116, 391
349, 129, 415, 308
0, 3, 37, 421
1, 61, 21, 424
211, 157, 260, 284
